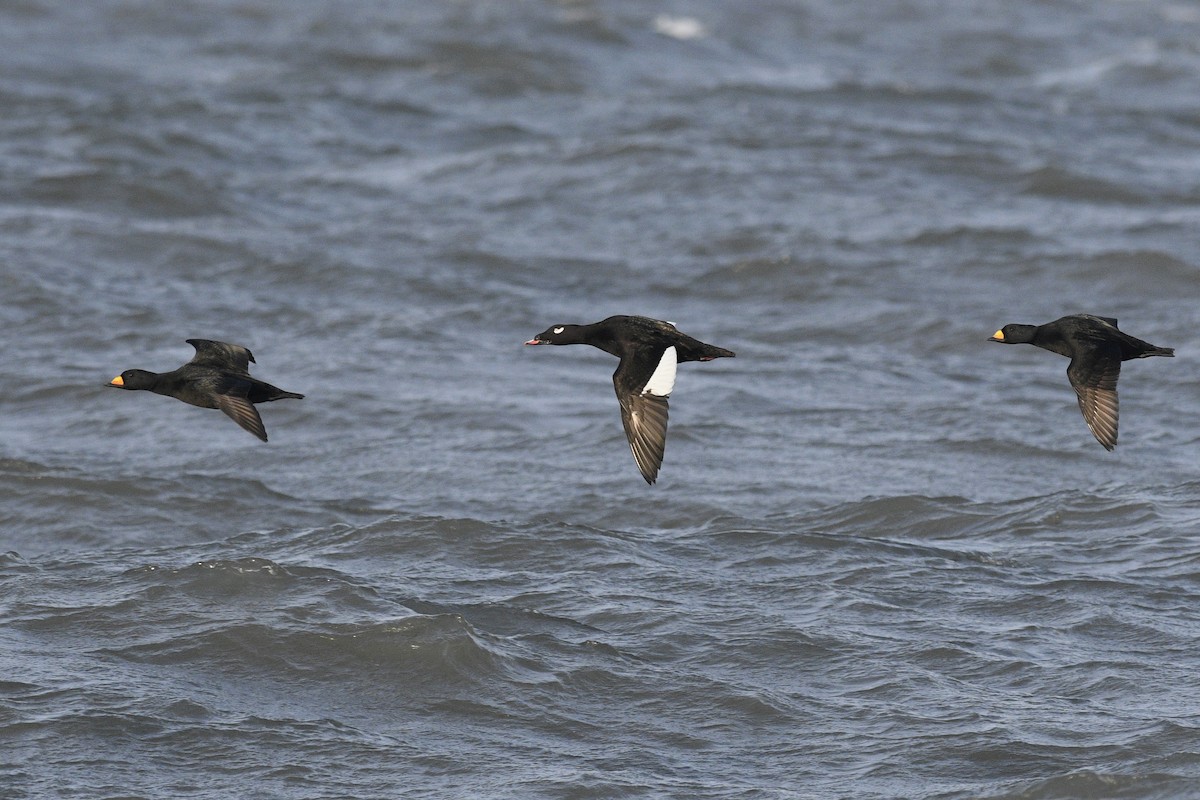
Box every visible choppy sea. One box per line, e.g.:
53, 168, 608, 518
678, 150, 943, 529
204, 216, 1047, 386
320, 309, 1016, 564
4, 1, 1200, 798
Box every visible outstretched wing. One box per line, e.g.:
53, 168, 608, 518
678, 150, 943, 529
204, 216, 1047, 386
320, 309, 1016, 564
613, 345, 677, 484
1067, 348, 1121, 451
186, 339, 255, 373
617, 391, 669, 485
215, 391, 268, 442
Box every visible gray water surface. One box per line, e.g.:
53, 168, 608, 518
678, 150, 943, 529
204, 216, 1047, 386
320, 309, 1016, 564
4, 2, 1200, 798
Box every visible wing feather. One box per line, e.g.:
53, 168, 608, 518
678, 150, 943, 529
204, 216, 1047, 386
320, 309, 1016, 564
1068, 350, 1121, 451
187, 339, 255, 372
617, 392, 669, 484
215, 393, 268, 442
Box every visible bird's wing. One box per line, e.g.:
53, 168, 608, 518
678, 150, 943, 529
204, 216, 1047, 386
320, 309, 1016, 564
1067, 347, 1121, 451
214, 390, 268, 442
617, 345, 677, 398
187, 339, 255, 372
617, 390, 669, 485
613, 346, 676, 484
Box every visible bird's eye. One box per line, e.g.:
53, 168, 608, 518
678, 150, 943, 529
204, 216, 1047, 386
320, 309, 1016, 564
553, 326, 564, 334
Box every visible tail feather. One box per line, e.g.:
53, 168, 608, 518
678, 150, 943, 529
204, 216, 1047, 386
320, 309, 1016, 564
678, 342, 736, 362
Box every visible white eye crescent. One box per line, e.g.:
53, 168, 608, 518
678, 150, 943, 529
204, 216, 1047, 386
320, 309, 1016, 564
553, 326, 564, 334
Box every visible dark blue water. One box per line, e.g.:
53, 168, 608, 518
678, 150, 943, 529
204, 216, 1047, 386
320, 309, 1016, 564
4, 1, 1200, 797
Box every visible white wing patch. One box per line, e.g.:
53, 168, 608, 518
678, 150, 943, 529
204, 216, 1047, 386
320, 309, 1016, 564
642, 346, 677, 397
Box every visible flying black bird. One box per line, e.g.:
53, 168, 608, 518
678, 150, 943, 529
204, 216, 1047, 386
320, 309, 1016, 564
107, 339, 304, 442
525, 315, 734, 483
989, 314, 1173, 450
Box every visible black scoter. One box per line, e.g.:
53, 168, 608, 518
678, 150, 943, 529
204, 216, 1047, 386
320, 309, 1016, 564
989, 314, 1173, 450
107, 339, 304, 442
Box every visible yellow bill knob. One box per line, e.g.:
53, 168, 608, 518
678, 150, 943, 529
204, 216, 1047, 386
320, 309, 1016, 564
109, 375, 124, 386
990, 329, 1005, 341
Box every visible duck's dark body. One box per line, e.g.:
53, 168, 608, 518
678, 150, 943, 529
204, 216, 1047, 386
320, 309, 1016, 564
989, 314, 1173, 450
536, 316, 735, 363
108, 339, 304, 442
525, 315, 734, 484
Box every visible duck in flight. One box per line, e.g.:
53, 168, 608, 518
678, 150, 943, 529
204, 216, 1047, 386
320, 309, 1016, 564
989, 314, 1173, 450
107, 339, 304, 442
525, 315, 734, 483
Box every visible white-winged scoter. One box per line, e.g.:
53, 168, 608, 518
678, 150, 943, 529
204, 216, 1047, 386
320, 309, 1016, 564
525, 315, 734, 484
